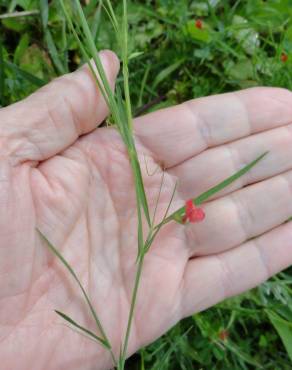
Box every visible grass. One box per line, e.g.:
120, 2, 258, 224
1, 0, 292, 369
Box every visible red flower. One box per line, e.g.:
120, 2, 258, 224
281, 53, 288, 63
182, 199, 205, 223
195, 19, 203, 29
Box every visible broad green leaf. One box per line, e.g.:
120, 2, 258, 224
184, 20, 211, 43
1, 18, 26, 32
13, 33, 30, 64
227, 59, 254, 80
232, 15, 260, 55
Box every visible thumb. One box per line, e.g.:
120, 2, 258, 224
0, 50, 120, 164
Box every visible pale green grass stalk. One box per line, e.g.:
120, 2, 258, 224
0, 10, 39, 19
38, 1, 269, 369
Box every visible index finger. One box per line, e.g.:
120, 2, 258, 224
134, 87, 292, 168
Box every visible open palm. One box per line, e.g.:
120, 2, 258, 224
1, 51, 292, 370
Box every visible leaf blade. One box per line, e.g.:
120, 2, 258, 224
156, 151, 268, 227
267, 311, 292, 361
55, 310, 109, 348
37, 229, 111, 350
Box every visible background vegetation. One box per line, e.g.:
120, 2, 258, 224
0, 0, 292, 368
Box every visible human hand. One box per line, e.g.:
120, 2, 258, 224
0, 50, 291, 370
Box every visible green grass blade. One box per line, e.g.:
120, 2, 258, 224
130, 151, 151, 226
136, 202, 144, 260
0, 37, 5, 106
151, 171, 165, 228
39, 0, 49, 28
103, 0, 118, 30
55, 310, 110, 348
37, 229, 111, 350
267, 311, 292, 361
91, 0, 103, 43
4, 61, 47, 87
71, 0, 122, 131
59, 0, 110, 109
73, 0, 115, 103
194, 151, 268, 205
45, 30, 66, 75
156, 151, 268, 227
152, 58, 185, 89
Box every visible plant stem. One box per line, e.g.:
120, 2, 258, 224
119, 253, 145, 369
0, 10, 39, 19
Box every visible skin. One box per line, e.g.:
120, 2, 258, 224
0, 50, 292, 370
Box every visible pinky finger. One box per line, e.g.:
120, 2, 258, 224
181, 220, 292, 318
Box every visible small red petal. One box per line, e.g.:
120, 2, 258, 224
188, 208, 205, 223
281, 53, 288, 63
185, 199, 194, 209
185, 199, 195, 216
195, 19, 203, 29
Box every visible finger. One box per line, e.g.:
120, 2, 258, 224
0, 50, 119, 164
134, 87, 292, 168
181, 220, 292, 317
184, 170, 292, 256
169, 122, 292, 201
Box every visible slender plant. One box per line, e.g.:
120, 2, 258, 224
38, 1, 268, 369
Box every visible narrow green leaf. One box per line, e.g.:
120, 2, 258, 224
103, 0, 118, 30
71, 0, 120, 126
45, 29, 66, 74
267, 311, 292, 361
156, 152, 268, 227
39, 0, 49, 28
91, 0, 103, 43
152, 59, 185, 89
4, 61, 47, 87
73, 0, 114, 100
145, 181, 178, 254
37, 229, 111, 350
195, 151, 268, 205
55, 310, 109, 348
151, 171, 165, 228
223, 340, 264, 368
8, 0, 18, 12
131, 152, 151, 226
136, 202, 144, 260
0, 37, 4, 106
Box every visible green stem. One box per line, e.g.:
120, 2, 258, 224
119, 254, 145, 369
0, 10, 39, 19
